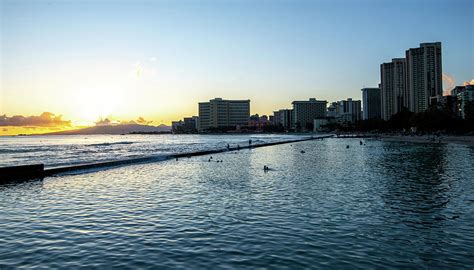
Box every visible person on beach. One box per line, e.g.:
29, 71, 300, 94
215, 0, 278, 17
249, 139, 252, 146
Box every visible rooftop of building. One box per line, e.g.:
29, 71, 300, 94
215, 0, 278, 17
199, 98, 251, 104
292, 98, 327, 104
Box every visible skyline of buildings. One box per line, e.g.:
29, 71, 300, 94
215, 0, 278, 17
171, 41, 472, 133
380, 42, 444, 121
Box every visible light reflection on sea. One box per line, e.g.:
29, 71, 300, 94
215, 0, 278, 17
0, 138, 473, 269
0, 134, 305, 168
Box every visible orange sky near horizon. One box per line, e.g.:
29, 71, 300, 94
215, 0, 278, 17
2, 1, 472, 136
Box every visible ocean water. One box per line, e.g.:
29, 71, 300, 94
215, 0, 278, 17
0, 134, 305, 168
1, 137, 473, 269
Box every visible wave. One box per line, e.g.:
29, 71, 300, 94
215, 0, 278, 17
85, 141, 135, 147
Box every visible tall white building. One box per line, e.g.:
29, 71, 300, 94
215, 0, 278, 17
380, 58, 407, 121
406, 42, 443, 113
292, 98, 327, 129
198, 98, 250, 132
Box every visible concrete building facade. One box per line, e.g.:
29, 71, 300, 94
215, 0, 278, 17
406, 42, 443, 113
380, 58, 407, 120
291, 98, 327, 129
458, 85, 474, 119
361, 87, 382, 120
172, 116, 199, 133
335, 98, 362, 123
272, 109, 293, 130
198, 98, 250, 132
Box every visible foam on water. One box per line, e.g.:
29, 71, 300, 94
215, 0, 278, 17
0, 134, 306, 168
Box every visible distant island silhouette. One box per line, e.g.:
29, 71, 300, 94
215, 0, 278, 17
43, 123, 171, 135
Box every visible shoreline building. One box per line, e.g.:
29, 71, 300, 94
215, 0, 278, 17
361, 87, 382, 120
272, 109, 293, 130
326, 102, 337, 117
249, 114, 270, 129
172, 116, 199, 134
406, 42, 443, 113
335, 98, 362, 123
457, 85, 474, 119
380, 58, 407, 120
292, 98, 327, 130
198, 98, 250, 132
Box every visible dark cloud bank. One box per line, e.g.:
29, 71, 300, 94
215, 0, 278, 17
0, 112, 71, 127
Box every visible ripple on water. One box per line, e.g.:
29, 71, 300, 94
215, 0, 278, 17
0, 138, 474, 269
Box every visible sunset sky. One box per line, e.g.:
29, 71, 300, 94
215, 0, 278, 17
1, 0, 473, 134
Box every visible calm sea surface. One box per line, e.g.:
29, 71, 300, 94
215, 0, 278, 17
1, 135, 473, 269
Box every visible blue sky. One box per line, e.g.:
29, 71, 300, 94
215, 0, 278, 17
1, 0, 473, 125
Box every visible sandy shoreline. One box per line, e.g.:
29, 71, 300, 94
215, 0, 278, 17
377, 135, 474, 146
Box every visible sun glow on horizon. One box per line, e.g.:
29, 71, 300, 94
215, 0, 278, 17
69, 85, 123, 126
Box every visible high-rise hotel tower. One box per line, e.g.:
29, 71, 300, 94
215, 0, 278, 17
406, 42, 443, 113
380, 58, 408, 121
198, 98, 250, 132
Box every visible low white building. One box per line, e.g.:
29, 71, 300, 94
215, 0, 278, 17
458, 85, 474, 119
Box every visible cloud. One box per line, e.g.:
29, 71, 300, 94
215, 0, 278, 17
131, 57, 159, 79
133, 62, 144, 78
95, 118, 113, 126
442, 73, 455, 95
136, 117, 153, 125
96, 117, 153, 126
463, 79, 474, 86
0, 112, 71, 127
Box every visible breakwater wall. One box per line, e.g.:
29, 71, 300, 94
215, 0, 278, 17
0, 135, 334, 183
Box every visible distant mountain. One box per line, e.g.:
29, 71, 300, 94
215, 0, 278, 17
45, 124, 171, 135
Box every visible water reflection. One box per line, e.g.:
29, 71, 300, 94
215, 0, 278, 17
374, 143, 456, 265
0, 139, 473, 269
378, 143, 451, 217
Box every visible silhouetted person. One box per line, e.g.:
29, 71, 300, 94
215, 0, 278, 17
249, 139, 252, 146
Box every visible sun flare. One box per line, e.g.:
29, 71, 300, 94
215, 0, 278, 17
70, 86, 123, 125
